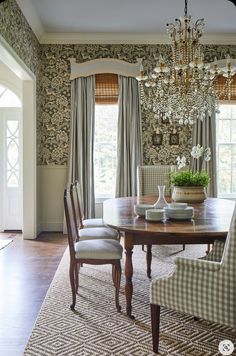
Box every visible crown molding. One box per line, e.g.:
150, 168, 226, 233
39, 32, 236, 45
15, 1, 236, 45
15, 0, 44, 41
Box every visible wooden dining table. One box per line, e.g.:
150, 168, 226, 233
103, 196, 235, 318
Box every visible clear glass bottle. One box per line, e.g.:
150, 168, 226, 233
154, 185, 168, 209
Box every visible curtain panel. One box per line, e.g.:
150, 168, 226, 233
191, 111, 217, 197
67, 76, 96, 218
116, 76, 143, 197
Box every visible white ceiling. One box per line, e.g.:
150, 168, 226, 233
16, 0, 236, 44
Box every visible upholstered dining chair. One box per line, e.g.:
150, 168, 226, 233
64, 188, 123, 311
74, 180, 105, 229
70, 182, 119, 241
150, 206, 236, 353
137, 165, 185, 278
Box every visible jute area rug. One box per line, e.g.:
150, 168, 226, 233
24, 243, 235, 356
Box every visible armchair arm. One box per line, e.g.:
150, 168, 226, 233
175, 257, 221, 271
201, 240, 225, 262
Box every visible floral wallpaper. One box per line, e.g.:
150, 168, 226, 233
0, 1, 236, 166
39, 43, 236, 166
0, 0, 41, 79
0, 0, 42, 160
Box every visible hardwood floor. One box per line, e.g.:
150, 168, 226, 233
0, 232, 67, 356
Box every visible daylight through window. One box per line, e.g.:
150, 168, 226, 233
216, 103, 236, 197
94, 104, 118, 199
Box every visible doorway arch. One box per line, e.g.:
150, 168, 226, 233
0, 35, 37, 239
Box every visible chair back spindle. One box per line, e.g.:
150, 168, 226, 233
64, 188, 79, 257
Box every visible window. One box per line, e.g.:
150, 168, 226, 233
216, 103, 236, 197
0, 85, 21, 107
94, 105, 118, 199
94, 74, 119, 199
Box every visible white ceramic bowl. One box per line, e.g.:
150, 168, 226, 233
165, 206, 194, 220
145, 209, 164, 221
134, 204, 154, 216
168, 203, 188, 210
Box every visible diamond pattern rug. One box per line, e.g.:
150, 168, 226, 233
24, 243, 235, 355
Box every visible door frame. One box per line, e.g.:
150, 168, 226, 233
0, 35, 37, 239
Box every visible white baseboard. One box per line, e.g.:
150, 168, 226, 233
38, 221, 63, 232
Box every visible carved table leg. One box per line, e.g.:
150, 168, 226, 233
124, 235, 135, 319
206, 243, 211, 255
146, 244, 152, 279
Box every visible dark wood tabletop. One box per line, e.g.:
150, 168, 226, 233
103, 197, 235, 317
104, 196, 235, 238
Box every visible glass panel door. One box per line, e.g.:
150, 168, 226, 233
0, 108, 22, 230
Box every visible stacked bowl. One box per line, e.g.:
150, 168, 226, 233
134, 204, 154, 217
164, 203, 194, 220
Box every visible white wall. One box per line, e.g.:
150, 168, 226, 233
37, 165, 103, 232
0, 60, 22, 97
37, 165, 67, 232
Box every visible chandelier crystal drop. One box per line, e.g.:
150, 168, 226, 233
138, 0, 236, 125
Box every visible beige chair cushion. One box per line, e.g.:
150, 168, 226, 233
75, 239, 123, 260
83, 218, 105, 228
79, 227, 119, 240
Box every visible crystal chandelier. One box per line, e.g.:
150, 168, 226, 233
138, 0, 236, 125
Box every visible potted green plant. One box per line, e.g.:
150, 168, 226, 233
171, 145, 211, 203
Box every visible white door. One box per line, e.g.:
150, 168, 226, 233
0, 108, 22, 231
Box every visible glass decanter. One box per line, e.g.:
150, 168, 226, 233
153, 185, 168, 209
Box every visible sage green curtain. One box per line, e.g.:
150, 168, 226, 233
116, 76, 143, 197
191, 111, 217, 197
67, 76, 95, 218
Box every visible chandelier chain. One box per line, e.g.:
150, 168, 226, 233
184, 0, 188, 16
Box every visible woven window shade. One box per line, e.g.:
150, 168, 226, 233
215, 75, 236, 101
95, 73, 119, 104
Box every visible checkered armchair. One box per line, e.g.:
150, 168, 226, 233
137, 165, 184, 278
150, 206, 236, 353
137, 165, 174, 197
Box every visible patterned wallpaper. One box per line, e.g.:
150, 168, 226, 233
0, 0, 40, 78
0, 1, 236, 166
0, 0, 42, 161
39, 43, 236, 166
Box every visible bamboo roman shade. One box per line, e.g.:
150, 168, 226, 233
95, 73, 119, 104
215, 75, 236, 101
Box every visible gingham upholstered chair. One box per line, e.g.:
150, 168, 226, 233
150, 206, 236, 354
137, 165, 185, 278
137, 165, 175, 197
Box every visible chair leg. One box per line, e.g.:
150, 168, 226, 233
146, 244, 152, 278
69, 263, 77, 310
142, 244, 145, 251
182, 244, 185, 251
112, 264, 116, 286
114, 261, 121, 312
151, 304, 160, 354
74, 263, 79, 294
